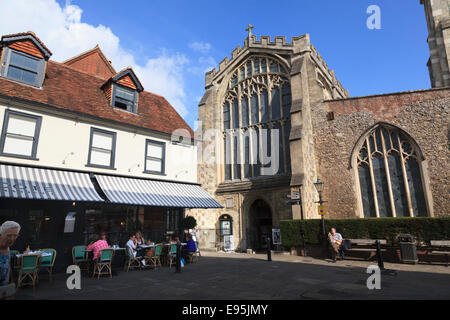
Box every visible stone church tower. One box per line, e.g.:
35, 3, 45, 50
421, 0, 450, 87
191, 28, 348, 252
189, 4, 450, 254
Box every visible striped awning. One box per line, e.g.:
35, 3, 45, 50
0, 164, 104, 202
95, 174, 222, 209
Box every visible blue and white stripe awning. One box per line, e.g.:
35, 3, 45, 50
0, 164, 104, 202
95, 174, 222, 209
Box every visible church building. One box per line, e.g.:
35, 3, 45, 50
190, 0, 450, 252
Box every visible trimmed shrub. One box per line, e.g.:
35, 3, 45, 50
181, 216, 197, 230
280, 217, 450, 248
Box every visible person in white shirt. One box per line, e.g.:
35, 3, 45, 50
328, 228, 345, 262
126, 234, 137, 258
126, 234, 146, 266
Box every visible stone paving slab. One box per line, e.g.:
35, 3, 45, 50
13, 251, 450, 300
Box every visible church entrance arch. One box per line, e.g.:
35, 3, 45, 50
247, 199, 273, 251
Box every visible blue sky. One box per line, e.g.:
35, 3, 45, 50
1, 0, 430, 129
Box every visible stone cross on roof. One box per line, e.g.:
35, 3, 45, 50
246, 24, 254, 38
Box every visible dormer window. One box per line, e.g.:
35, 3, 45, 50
112, 84, 138, 113
102, 67, 144, 114
0, 32, 52, 88
2, 49, 45, 87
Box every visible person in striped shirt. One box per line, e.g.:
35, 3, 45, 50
86, 232, 110, 262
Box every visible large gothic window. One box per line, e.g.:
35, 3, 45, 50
223, 56, 291, 181
355, 124, 428, 218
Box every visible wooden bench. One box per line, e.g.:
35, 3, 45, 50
429, 240, 450, 267
346, 239, 387, 260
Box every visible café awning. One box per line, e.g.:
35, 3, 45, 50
94, 174, 222, 209
0, 164, 104, 202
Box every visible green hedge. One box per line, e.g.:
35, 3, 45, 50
280, 217, 450, 247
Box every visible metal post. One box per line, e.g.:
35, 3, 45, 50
321, 215, 326, 244
376, 240, 385, 270
299, 199, 307, 257
267, 236, 272, 262
175, 241, 181, 273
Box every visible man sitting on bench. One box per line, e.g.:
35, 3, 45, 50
329, 228, 345, 262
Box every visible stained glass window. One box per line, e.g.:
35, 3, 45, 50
222, 56, 290, 181
356, 125, 427, 217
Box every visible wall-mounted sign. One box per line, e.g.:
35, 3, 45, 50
219, 214, 233, 236
224, 235, 234, 251
64, 212, 76, 233
272, 229, 282, 245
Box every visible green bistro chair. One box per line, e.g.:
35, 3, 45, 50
124, 246, 142, 272
92, 248, 114, 279
17, 254, 40, 291
150, 244, 163, 269
167, 244, 177, 268
72, 245, 90, 274
39, 249, 56, 282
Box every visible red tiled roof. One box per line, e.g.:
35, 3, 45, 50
0, 60, 193, 138
1, 31, 52, 57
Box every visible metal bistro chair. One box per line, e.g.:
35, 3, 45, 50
186, 242, 199, 264
194, 241, 201, 261
72, 245, 90, 274
92, 248, 114, 279
149, 244, 163, 269
167, 244, 177, 268
16, 254, 40, 291
124, 246, 142, 272
39, 249, 56, 282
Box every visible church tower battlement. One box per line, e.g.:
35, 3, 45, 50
205, 31, 348, 98
421, 0, 450, 87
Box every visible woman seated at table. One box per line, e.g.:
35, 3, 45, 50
136, 231, 153, 257
135, 231, 145, 246
86, 232, 110, 263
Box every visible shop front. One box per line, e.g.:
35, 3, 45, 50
0, 163, 221, 270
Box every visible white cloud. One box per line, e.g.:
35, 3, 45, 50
0, 0, 189, 117
188, 41, 211, 54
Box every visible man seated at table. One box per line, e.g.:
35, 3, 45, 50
328, 228, 345, 262
86, 232, 110, 263
126, 233, 146, 266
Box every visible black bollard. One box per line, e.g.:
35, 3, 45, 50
301, 230, 307, 257
175, 241, 181, 273
376, 240, 385, 270
267, 236, 272, 262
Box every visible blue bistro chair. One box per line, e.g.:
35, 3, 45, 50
39, 249, 56, 282
17, 254, 40, 291
72, 245, 90, 274
92, 248, 114, 279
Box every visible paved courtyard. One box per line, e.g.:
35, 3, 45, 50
14, 251, 450, 300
